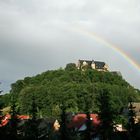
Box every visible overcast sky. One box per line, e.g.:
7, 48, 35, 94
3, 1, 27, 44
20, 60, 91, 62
0, 0, 140, 93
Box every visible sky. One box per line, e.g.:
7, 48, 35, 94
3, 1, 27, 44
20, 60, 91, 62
0, 0, 140, 93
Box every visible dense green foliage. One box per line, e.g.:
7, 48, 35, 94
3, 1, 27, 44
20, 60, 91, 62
96, 88, 115, 139
1, 64, 140, 120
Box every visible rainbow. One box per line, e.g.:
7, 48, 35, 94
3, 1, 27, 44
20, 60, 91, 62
71, 27, 140, 72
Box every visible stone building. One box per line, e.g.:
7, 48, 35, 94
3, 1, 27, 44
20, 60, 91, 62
77, 59, 109, 71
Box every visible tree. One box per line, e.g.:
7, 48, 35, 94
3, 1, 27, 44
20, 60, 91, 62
0, 86, 5, 140
65, 63, 77, 71
8, 94, 19, 140
85, 112, 92, 140
128, 100, 136, 137
96, 88, 115, 140
60, 103, 68, 140
24, 93, 38, 140
84, 93, 94, 140
2, 63, 140, 122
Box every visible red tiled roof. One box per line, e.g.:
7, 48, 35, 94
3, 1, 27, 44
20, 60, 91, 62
68, 113, 100, 129
0, 114, 29, 127
17, 115, 30, 120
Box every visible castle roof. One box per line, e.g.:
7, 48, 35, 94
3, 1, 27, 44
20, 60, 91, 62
94, 61, 105, 69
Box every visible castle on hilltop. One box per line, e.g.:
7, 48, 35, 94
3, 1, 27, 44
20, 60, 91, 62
76, 59, 109, 71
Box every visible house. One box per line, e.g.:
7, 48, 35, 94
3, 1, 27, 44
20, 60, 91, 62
67, 113, 124, 133
122, 102, 140, 124
67, 113, 101, 140
53, 119, 60, 131
77, 60, 109, 71
68, 113, 100, 131
130, 102, 140, 123
0, 114, 61, 139
0, 114, 29, 127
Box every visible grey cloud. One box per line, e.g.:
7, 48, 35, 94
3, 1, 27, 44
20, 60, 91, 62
0, 0, 140, 92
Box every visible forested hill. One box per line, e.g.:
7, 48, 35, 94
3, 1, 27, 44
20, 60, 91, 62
1, 63, 140, 118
